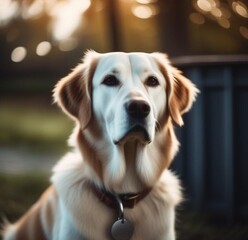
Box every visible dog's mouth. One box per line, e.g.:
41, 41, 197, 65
114, 124, 151, 145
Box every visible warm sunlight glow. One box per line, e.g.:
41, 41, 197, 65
22, 0, 44, 19
11, 46, 27, 62
36, 41, 52, 56
132, 5, 152, 19
135, 0, 157, 4
211, 7, 222, 17
48, 0, 91, 41
197, 0, 212, 12
232, 1, 248, 18
132, 5, 158, 19
0, 0, 19, 26
192, 0, 248, 39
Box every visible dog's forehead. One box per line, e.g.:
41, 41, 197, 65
95, 52, 160, 75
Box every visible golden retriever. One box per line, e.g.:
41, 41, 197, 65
3, 51, 198, 240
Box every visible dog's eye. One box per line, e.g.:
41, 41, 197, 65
145, 76, 159, 87
102, 75, 120, 87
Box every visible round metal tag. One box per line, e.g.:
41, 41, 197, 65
111, 219, 134, 240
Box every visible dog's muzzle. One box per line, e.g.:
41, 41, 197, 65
114, 99, 152, 144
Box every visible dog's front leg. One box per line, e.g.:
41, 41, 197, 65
52, 201, 85, 240
161, 207, 176, 240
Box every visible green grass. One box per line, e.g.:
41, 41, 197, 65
0, 172, 49, 223
0, 99, 71, 223
0, 99, 71, 225
0, 102, 73, 153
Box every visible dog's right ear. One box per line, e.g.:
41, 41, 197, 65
53, 51, 99, 129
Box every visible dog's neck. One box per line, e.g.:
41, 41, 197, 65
77, 124, 173, 194
120, 141, 148, 192
86, 141, 153, 209
123, 140, 139, 166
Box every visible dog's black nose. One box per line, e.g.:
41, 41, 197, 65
125, 100, 150, 118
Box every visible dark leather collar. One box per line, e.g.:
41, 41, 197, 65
88, 182, 152, 209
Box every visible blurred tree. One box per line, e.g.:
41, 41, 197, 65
0, 0, 247, 78
158, 0, 191, 56
105, 0, 121, 51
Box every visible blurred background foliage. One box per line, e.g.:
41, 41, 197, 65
0, 0, 248, 239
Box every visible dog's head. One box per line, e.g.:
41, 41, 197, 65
54, 51, 198, 189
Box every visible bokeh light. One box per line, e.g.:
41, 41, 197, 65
1, 0, 247, 63
11, 46, 27, 62
190, 12, 205, 24
36, 41, 52, 56
232, 1, 248, 18
0, 0, 19, 26
132, 4, 158, 19
22, 0, 43, 19
240, 26, 248, 39
48, 0, 91, 41
58, 38, 78, 52
135, 0, 157, 4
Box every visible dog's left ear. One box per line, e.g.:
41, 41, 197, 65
53, 50, 99, 129
168, 67, 199, 126
152, 53, 199, 126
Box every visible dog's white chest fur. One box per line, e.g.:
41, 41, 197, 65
51, 152, 182, 240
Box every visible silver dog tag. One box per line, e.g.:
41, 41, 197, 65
111, 218, 134, 240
